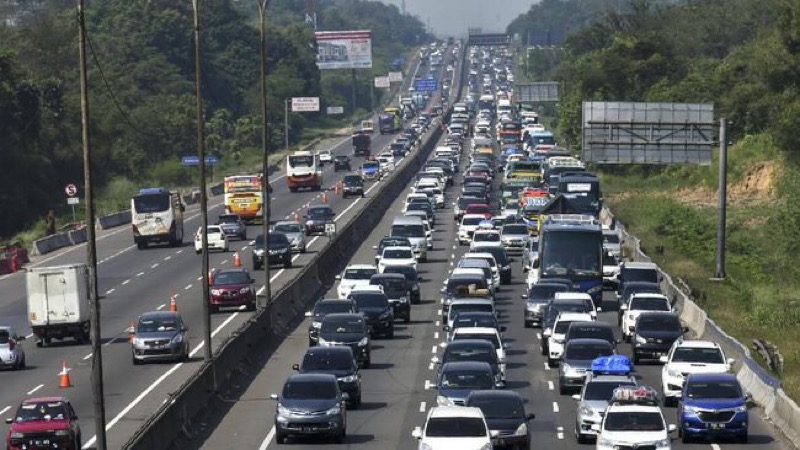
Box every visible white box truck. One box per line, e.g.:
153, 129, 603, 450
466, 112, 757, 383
26, 263, 91, 346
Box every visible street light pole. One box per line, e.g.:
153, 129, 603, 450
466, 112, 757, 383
191, 0, 213, 362
78, 1, 107, 448
257, 0, 272, 307
285, 98, 290, 152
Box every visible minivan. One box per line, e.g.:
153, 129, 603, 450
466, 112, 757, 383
390, 215, 428, 262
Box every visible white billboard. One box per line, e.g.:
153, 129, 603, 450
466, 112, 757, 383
388, 71, 403, 82
291, 97, 320, 112
315, 30, 373, 70
326, 106, 344, 115
374, 76, 390, 88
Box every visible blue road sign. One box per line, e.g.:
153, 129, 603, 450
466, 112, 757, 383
413, 79, 438, 92
181, 156, 219, 166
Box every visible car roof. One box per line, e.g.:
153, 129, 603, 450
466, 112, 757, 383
382, 246, 414, 252
23, 397, 69, 404
630, 293, 669, 300
304, 346, 354, 358
674, 339, 720, 349
568, 321, 612, 329
453, 327, 498, 335
139, 310, 181, 320
555, 292, 592, 300
428, 405, 485, 419
441, 361, 493, 371
449, 298, 494, 305
286, 373, 338, 383
555, 312, 594, 322
321, 313, 364, 321
274, 220, 300, 226
686, 373, 739, 383
446, 339, 495, 349
345, 264, 378, 270
621, 261, 659, 270
452, 268, 486, 276
215, 267, 250, 276
370, 273, 405, 281
316, 298, 354, 306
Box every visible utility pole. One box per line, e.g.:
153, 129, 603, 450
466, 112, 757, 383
257, 0, 272, 307
285, 98, 290, 151
191, 0, 213, 362
713, 118, 728, 280
351, 69, 357, 114
78, 1, 107, 448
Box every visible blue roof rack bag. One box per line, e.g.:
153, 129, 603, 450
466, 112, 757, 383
591, 355, 633, 375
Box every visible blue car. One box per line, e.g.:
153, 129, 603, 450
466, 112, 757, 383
678, 373, 749, 443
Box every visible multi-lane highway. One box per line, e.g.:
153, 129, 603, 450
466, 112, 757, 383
0, 48, 452, 449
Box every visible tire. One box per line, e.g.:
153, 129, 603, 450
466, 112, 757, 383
524, 321, 531, 329
275, 432, 286, 444
404, 314, 411, 324
19, 355, 25, 369
559, 383, 567, 395
284, 259, 292, 269
248, 302, 256, 311
386, 327, 394, 339
680, 429, 691, 444
132, 354, 141, 365
210, 305, 219, 314
576, 430, 587, 444
137, 241, 146, 250
739, 432, 748, 443
632, 353, 640, 365
363, 356, 371, 369
254, 262, 262, 270
335, 429, 346, 444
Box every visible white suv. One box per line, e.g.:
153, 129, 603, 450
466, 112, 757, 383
458, 214, 486, 245
336, 264, 378, 299
594, 386, 676, 450
621, 294, 672, 342
412, 406, 496, 450
544, 312, 595, 365
660, 339, 734, 406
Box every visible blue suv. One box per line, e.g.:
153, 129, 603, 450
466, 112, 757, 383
678, 373, 749, 443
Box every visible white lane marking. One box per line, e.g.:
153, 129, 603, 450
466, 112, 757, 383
25, 333, 33, 339
184, 284, 192, 290
556, 426, 564, 440
136, 272, 145, 277
103, 336, 120, 346
121, 279, 130, 285
433, 332, 439, 340
435, 320, 440, 327
419, 402, 426, 412
105, 289, 115, 295
257, 426, 276, 450
0, 406, 10, 416
437, 309, 442, 316
431, 345, 437, 354
424, 380, 431, 390
151, 263, 159, 269
536, 332, 541, 340
27, 384, 44, 395
221, 259, 228, 265
553, 402, 559, 413
429, 363, 434, 370
711, 445, 721, 450
157, 304, 166, 310
83, 353, 93, 360
176, 249, 184, 254
544, 362, 550, 371
548, 381, 554, 391
83, 306, 246, 449
197, 277, 202, 281
164, 256, 171, 261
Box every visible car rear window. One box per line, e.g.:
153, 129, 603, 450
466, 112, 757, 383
283, 380, 337, 399
302, 351, 353, 371
425, 417, 487, 437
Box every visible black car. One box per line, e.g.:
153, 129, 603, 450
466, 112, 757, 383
441, 274, 490, 317
252, 233, 291, 270
522, 282, 570, 328
334, 155, 352, 172
317, 313, 371, 368
272, 373, 347, 444
304, 205, 335, 235
617, 281, 661, 326
370, 273, 410, 323
306, 298, 359, 346
216, 214, 247, 240
616, 262, 660, 298
558, 338, 616, 394
565, 321, 617, 349
294, 346, 362, 408
466, 390, 535, 449
469, 246, 512, 284
382, 264, 421, 304
390, 142, 407, 156
373, 236, 413, 265
341, 175, 364, 198
540, 299, 595, 356
349, 291, 394, 338
631, 311, 687, 364
436, 340, 503, 384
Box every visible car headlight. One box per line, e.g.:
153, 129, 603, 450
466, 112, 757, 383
358, 337, 369, 347
683, 405, 701, 413
734, 404, 747, 413
311, 321, 322, 329
239, 287, 251, 294
277, 404, 291, 416
211, 289, 222, 296
339, 374, 358, 383
54, 430, 71, 437
656, 438, 671, 447
597, 436, 614, 447
398, 296, 408, 303
667, 368, 681, 377
326, 404, 342, 415
10, 432, 24, 439
254, 249, 264, 256
578, 405, 595, 417
437, 395, 454, 406
171, 334, 183, 344
514, 422, 527, 435
635, 334, 648, 344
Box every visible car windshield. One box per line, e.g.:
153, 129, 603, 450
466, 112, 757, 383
268, 234, 289, 247
453, 314, 496, 329
625, 268, 659, 283
473, 248, 508, 265
407, 203, 429, 212
381, 238, 410, 249
569, 326, 614, 343
274, 224, 301, 233
14, 402, 68, 422
302, 352, 353, 371
672, 347, 725, 364
313, 302, 352, 317
470, 397, 524, 419
445, 347, 495, 363
638, 315, 681, 331
449, 304, 493, 318
565, 343, 613, 360
503, 225, 528, 235
283, 380, 337, 399
308, 208, 332, 219
687, 381, 743, 399
474, 233, 500, 242
391, 224, 424, 237
584, 381, 637, 401
213, 271, 250, 285
384, 249, 413, 259
530, 285, 567, 301
218, 215, 239, 224
138, 317, 179, 333
372, 278, 406, 292
441, 369, 494, 388
604, 411, 664, 431
453, 333, 500, 349
320, 318, 363, 334
344, 268, 377, 280
425, 417, 487, 437
462, 217, 484, 226
353, 294, 388, 309
630, 297, 670, 311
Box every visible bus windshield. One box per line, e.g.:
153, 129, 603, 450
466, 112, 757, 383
133, 194, 170, 213
541, 230, 601, 278
288, 155, 313, 167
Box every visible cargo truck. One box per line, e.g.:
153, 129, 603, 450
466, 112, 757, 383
26, 263, 91, 347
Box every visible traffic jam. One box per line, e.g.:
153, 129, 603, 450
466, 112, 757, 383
267, 43, 752, 450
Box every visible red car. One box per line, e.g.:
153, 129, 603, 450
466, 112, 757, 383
209, 268, 256, 312
5, 397, 81, 450
465, 203, 492, 220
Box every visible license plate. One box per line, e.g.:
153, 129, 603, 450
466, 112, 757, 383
239, 203, 250, 208
34, 440, 51, 445
708, 423, 726, 429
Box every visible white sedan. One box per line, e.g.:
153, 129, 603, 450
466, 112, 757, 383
317, 149, 333, 163
377, 246, 417, 273
194, 225, 228, 253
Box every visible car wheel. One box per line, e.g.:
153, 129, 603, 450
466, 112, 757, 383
284, 259, 292, 269
248, 302, 256, 312
632, 353, 640, 365
254, 262, 262, 270
335, 429, 346, 444
210, 305, 218, 314
275, 432, 286, 444
575, 430, 587, 444
739, 431, 748, 443
19, 355, 26, 369
195, 249, 201, 254
386, 327, 394, 339
404, 314, 411, 324
132, 354, 141, 365
363, 357, 371, 369
680, 429, 691, 443
524, 320, 531, 329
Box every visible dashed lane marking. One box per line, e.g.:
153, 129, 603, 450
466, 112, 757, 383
548, 381, 554, 391
27, 384, 44, 395
553, 402, 559, 413
184, 284, 192, 290
121, 279, 130, 285
419, 402, 426, 412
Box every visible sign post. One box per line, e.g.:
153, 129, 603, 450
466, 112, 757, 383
65, 183, 78, 223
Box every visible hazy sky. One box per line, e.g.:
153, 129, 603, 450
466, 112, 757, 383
373, 0, 535, 38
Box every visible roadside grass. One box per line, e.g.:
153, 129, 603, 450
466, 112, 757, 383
599, 133, 800, 399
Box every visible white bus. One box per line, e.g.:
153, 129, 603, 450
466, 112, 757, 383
131, 187, 185, 249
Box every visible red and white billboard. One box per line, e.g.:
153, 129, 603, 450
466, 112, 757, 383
315, 30, 372, 70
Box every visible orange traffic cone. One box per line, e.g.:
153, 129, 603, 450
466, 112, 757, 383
233, 252, 242, 267
129, 321, 136, 343
334, 183, 340, 195
170, 294, 178, 312
321, 192, 328, 203
59, 361, 72, 388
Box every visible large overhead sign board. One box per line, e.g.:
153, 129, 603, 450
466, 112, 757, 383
516, 82, 560, 102
315, 30, 373, 70
582, 101, 715, 165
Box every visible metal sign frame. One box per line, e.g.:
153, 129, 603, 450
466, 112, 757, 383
515, 82, 560, 102
581, 101, 715, 165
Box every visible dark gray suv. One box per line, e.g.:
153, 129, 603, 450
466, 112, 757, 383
271, 373, 347, 443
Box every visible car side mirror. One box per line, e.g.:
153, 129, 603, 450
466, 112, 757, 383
342, 392, 350, 402
17, 335, 25, 341
440, 288, 446, 294
620, 304, 628, 311
418, 277, 423, 282
270, 394, 279, 400
597, 306, 603, 312
372, 245, 378, 249
590, 424, 600, 432
727, 358, 736, 365
292, 364, 300, 371
182, 326, 189, 332
521, 294, 528, 299
411, 428, 423, 439
443, 325, 451, 331
490, 430, 501, 438
682, 326, 689, 333
659, 355, 669, 364
526, 413, 536, 421
667, 424, 677, 433
4, 418, 12, 424
250, 279, 255, 284
543, 329, 551, 337
572, 394, 581, 401
499, 326, 507, 332
431, 356, 440, 364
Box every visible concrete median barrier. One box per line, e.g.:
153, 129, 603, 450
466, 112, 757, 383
30, 232, 73, 256
96, 210, 131, 230
68, 226, 87, 245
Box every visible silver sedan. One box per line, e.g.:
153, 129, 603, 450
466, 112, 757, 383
0, 326, 26, 370
272, 220, 307, 253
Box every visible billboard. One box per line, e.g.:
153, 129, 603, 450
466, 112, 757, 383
315, 30, 372, 70
388, 71, 403, 83
374, 76, 390, 88
516, 82, 560, 102
326, 106, 344, 115
291, 97, 320, 112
